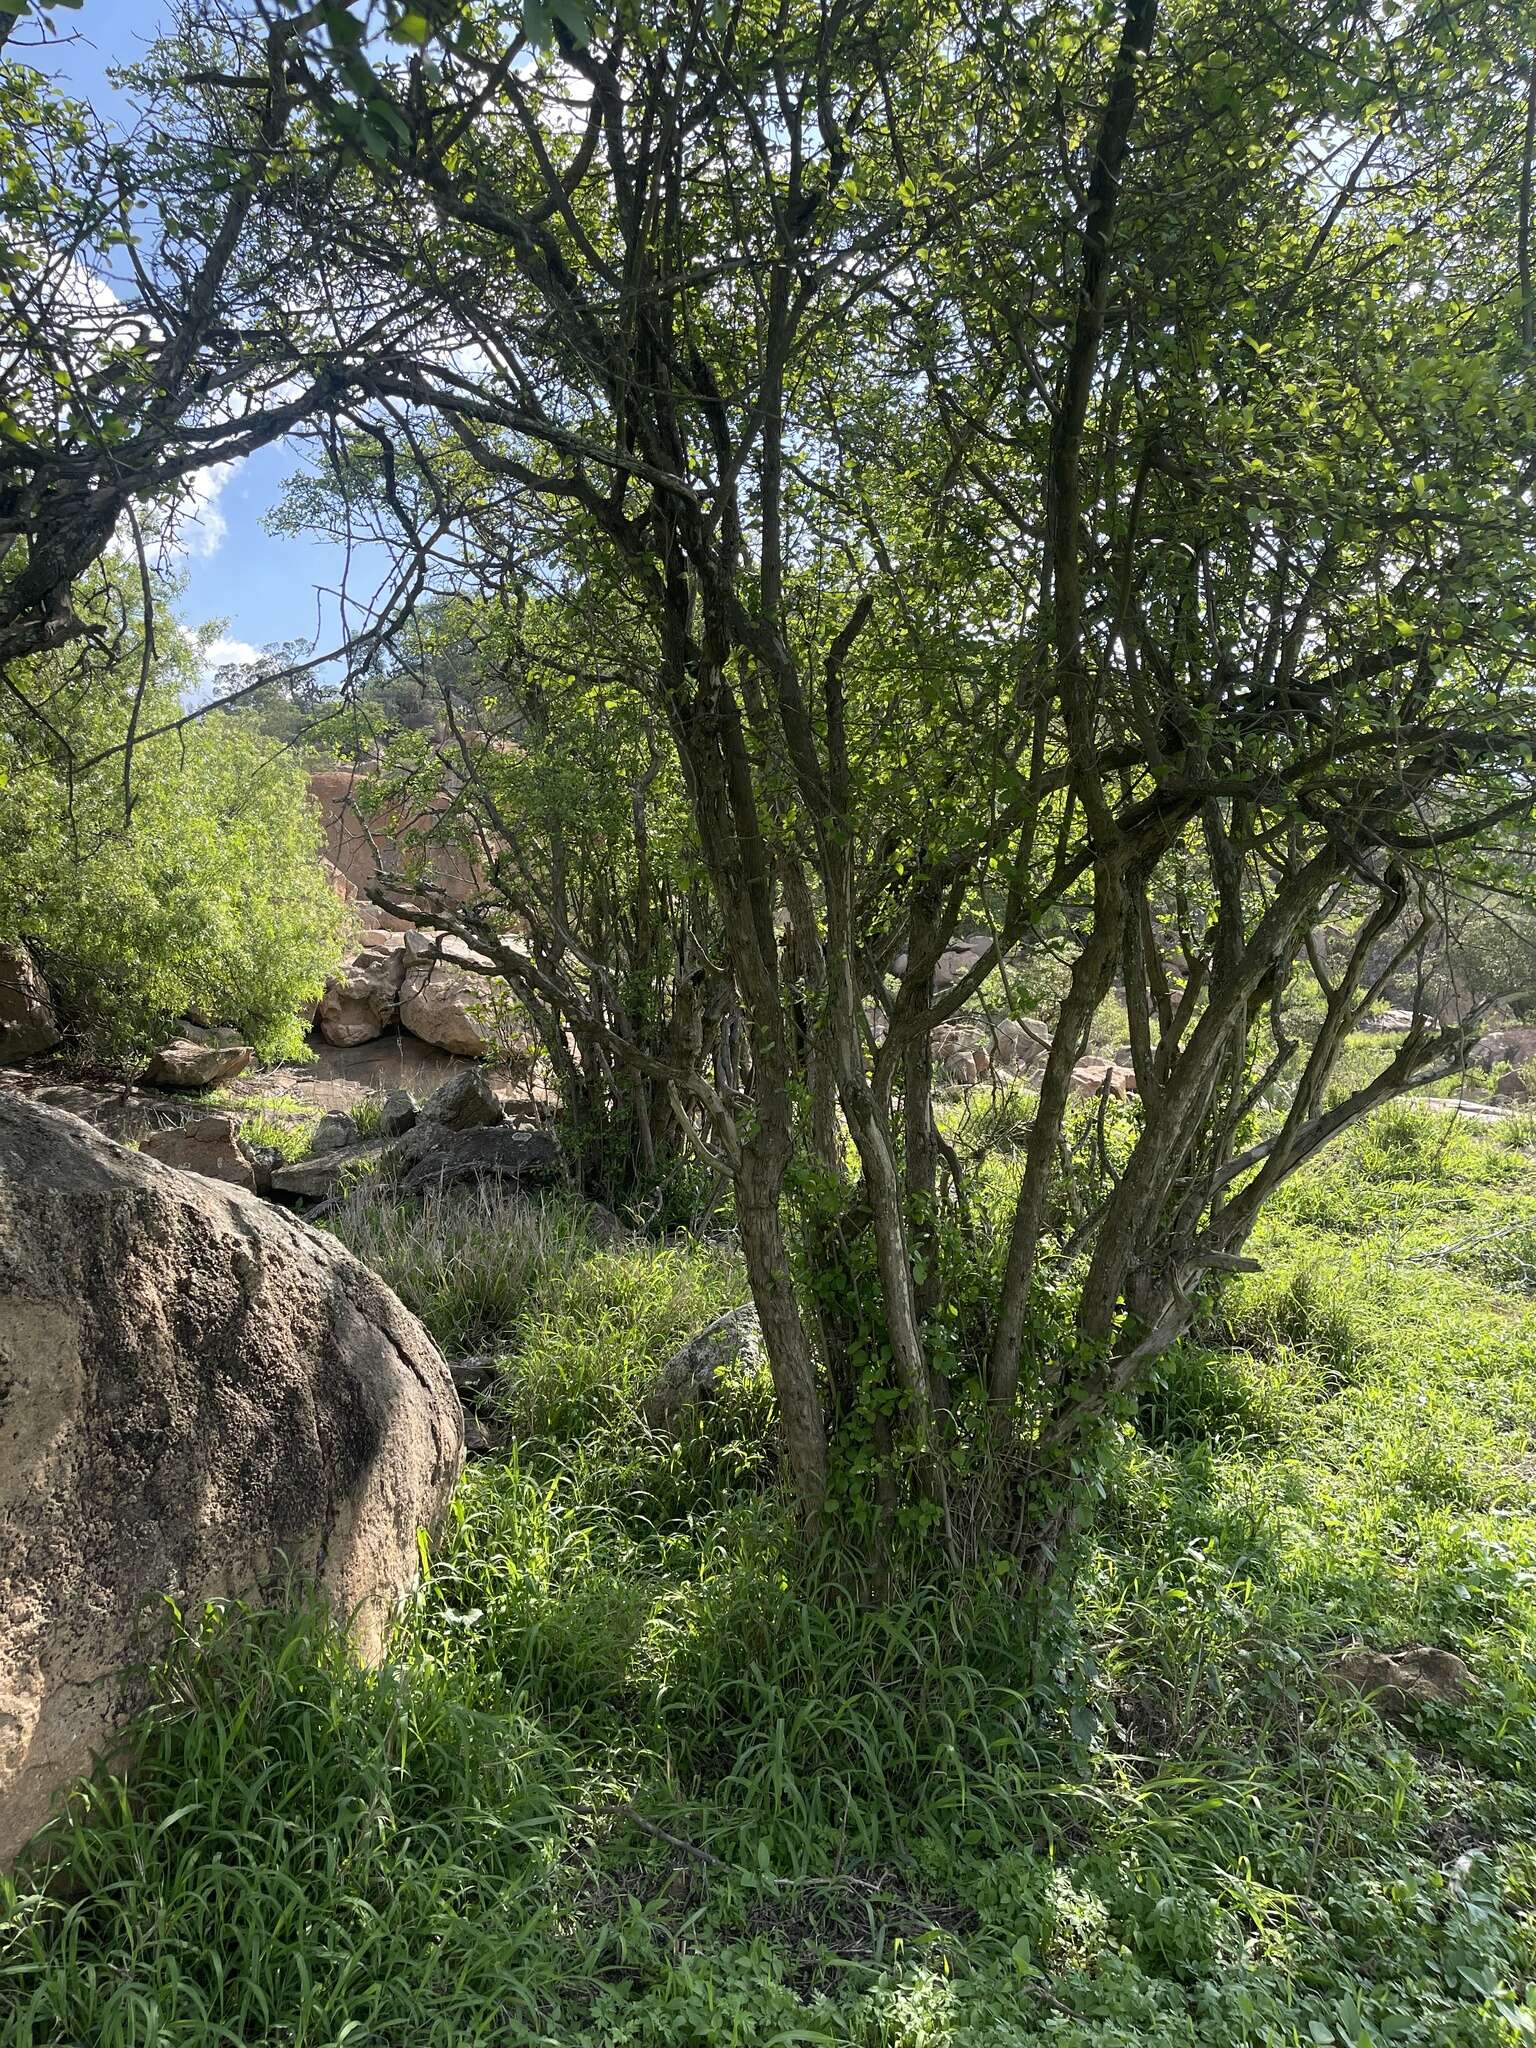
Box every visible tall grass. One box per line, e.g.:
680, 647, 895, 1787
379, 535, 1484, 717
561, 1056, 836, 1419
5, 1103, 1536, 2044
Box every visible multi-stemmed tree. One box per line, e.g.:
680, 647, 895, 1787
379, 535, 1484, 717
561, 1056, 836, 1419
84, 0, 1536, 1563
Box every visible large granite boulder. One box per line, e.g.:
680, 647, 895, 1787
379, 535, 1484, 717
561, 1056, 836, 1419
0, 1097, 462, 1868
395, 1124, 560, 1194
141, 1038, 254, 1089
398, 935, 493, 1058
0, 944, 60, 1062
316, 939, 408, 1049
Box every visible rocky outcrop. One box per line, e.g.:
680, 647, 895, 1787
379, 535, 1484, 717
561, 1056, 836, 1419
643, 1305, 763, 1430
141, 1038, 254, 1089
0, 945, 60, 1062
138, 1113, 256, 1192
316, 939, 407, 1049
308, 767, 481, 931
0, 1096, 462, 1868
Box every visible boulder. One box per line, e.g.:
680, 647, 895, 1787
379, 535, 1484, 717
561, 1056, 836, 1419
316, 941, 407, 1050
0, 1096, 462, 1868
378, 1089, 417, 1138
1365, 1007, 1417, 1035
993, 1016, 1050, 1069
1070, 1056, 1135, 1099
420, 1065, 502, 1132
310, 1110, 359, 1154
396, 1125, 560, 1194
138, 1113, 256, 1193
141, 1039, 254, 1090
1326, 1644, 1471, 1717
268, 1138, 390, 1202
940, 1048, 979, 1087
1495, 1068, 1531, 1104
0, 944, 60, 1063
1474, 1027, 1536, 1071
643, 1305, 763, 1430
398, 935, 493, 1059
240, 1140, 281, 1195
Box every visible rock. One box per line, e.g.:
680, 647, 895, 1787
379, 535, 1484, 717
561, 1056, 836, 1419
447, 1356, 499, 1394
1495, 1069, 1531, 1103
138, 1113, 256, 1193
316, 941, 407, 1050
932, 932, 996, 992
420, 1066, 502, 1131
310, 1110, 359, 1154
993, 1016, 1050, 1069
1365, 1007, 1417, 1034
396, 1125, 560, 1194
378, 1089, 417, 1138
585, 1202, 627, 1250
643, 1306, 763, 1429
1474, 1027, 1536, 1071
1327, 1644, 1472, 1716
398, 936, 493, 1058
0, 1096, 462, 1868
0, 944, 60, 1062
240, 1140, 281, 1195
1069, 1057, 1135, 1099
268, 1138, 390, 1202
141, 1039, 254, 1090
320, 854, 357, 905
940, 1048, 978, 1087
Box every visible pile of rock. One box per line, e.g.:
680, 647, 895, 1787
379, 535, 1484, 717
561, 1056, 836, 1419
270, 1065, 558, 1202
933, 1013, 1050, 1089
315, 930, 496, 1059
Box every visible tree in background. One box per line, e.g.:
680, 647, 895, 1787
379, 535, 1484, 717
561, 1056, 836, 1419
0, 565, 350, 1059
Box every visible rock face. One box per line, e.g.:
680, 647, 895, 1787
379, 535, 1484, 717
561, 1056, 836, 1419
138, 1113, 256, 1193
1327, 1643, 1471, 1716
643, 1305, 764, 1430
142, 1038, 254, 1089
0, 1097, 462, 1868
316, 940, 408, 1049
398, 936, 493, 1058
0, 945, 60, 1062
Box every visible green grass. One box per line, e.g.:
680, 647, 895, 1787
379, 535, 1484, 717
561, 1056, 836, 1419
5, 1112, 1536, 2044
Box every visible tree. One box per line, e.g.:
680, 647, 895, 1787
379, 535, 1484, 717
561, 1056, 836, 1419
148, 0, 1536, 1565
0, 565, 350, 1056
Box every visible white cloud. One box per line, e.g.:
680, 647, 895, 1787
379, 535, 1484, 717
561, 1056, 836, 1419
204, 633, 261, 671
189, 632, 263, 709
176, 459, 241, 560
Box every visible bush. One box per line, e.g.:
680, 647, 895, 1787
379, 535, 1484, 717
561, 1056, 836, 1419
1, 597, 350, 1061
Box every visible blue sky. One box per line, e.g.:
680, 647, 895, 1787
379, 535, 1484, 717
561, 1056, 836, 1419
18, 0, 359, 678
